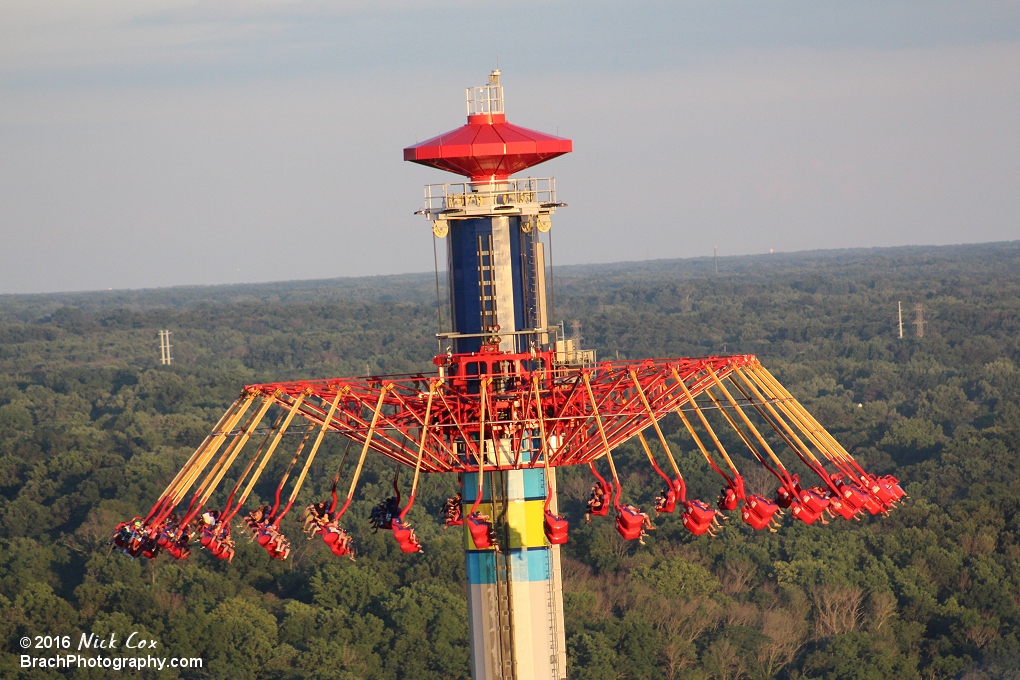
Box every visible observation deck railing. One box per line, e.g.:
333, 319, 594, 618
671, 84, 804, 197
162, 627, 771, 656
420, 178, 561, 219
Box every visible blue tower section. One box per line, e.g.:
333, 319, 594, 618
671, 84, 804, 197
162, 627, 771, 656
447, 216, 539, 355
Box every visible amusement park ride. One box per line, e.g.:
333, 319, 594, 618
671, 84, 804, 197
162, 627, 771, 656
114, 71, 905, 679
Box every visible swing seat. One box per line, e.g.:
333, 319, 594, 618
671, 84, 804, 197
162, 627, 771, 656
655, 488, 677, 514
543, 511, 569, 545
682, 511, 712, 536
840, 485, 869, 512
467, 513, 495, 550
828, 496, 857, 520
863, 495, 885, 515
799, 489, 830, 514
790, 500, 822, 525
615, 507, 644, 541
321, 526, 340, 545
741, 494, 779, 531
587, 480, 611, 517
392, 519, 422, 553
719, 487, 739, 512
775, 486, 794, 509
741, 506, 772, 531
882, 475, 906, 500
867, 477, 896, 505
256, 529, 274, 547
111, 523, 132, 550
685, 500, 716, 525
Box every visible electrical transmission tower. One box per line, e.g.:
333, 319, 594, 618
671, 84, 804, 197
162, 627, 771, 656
914, 304, 925, 338
159, 330, 173, 365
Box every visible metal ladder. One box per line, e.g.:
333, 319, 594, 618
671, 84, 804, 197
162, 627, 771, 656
491, 471, 517, 680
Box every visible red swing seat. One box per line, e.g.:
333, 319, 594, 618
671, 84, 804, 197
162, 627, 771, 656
790, 499, 822, 525
719, 487, 739, 511
799, 488, 830, 514
680, 500, 714, 536
467, 513, 495, 550
588, 481, 611, 518
682, 513, 712, 536
827, 495, 857, 520
544, 511, 569, 545
867, 476, 896, 505
321, 525, 352, 556
655, 487, 678, 514
392, 518, 422, 554
615, 506, 645, 541
741, 494, 779, 531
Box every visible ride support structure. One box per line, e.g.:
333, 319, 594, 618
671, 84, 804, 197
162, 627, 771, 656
112, 71, 905, 680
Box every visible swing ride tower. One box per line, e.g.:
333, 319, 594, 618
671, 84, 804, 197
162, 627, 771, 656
403, 69, 571, 679
114, 71, 907, 680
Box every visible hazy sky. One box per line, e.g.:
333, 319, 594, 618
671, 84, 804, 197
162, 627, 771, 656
1, 1, 1018, 294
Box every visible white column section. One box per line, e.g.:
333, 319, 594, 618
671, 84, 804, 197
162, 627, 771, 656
490, 217, 517, 352
534, 242, 549, 346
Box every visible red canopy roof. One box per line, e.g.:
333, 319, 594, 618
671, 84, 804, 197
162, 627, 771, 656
404, 113, 572, 182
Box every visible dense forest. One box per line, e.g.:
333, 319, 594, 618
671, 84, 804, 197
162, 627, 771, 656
2, 241, 1020, 679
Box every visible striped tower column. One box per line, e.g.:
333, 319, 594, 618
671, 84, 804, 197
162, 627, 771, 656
462, 445, 567, 680
444, 205, 564, 679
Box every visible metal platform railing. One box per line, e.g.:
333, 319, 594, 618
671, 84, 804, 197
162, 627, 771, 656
421, 178, 560, 219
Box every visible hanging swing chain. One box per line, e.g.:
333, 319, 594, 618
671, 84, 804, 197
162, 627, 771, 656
583, 372, 623, 511
166, 393, 255, 523
195, 394, 276, 516
705, 366, 795, 485
750, 363, 868, 479
228, 390, 309, 520
188, 397, 264, 516
671, 367, 740, 478
163, 394, 258, 531
699, 385, 779, 478
330, 438, 359, 513
223, 401, 287, 522
468, 378, 492, 518
273, 387, 349, 526
334, 384, 392, 520
533, 373, 556, 513
147, 393, 247, 522
636, 431, 672, 488
629, 370, 684, 484
400, 381, 438, 520
726, 369, 843, 486
268, 422, 317, 521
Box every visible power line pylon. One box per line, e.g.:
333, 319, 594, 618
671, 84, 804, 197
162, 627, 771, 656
159, 330, 173, 365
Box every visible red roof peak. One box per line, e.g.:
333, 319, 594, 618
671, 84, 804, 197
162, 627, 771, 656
404, 71, 572, 182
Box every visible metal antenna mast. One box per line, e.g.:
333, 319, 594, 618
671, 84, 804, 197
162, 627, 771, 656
914, 304, 925, 338
898, 301, 903, 339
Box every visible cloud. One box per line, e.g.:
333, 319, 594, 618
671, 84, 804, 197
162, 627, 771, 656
0, 2, 1018, 292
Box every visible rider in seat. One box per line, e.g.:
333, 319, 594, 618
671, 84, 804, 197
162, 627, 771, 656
585, 484, 606, 524
441, 493, 463, 527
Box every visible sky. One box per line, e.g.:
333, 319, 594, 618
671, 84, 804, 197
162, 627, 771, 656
1, 1, 1018, 294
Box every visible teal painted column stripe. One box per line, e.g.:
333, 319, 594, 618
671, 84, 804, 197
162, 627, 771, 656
466, 547, 551, 585
463, 468, 547, 503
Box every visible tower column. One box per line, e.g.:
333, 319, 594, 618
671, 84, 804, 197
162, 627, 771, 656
405, 69, 572, 680
462, 463, 566, 680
